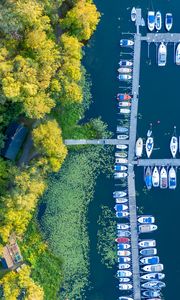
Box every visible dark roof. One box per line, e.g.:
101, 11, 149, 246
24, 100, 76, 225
1, 122, 28, 160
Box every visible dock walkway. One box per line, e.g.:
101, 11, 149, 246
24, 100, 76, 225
141, 33, 180, 42
135, 158, 180, 167
64, 139, 129, 145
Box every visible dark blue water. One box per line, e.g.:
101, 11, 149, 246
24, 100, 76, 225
84, 1, 180, 299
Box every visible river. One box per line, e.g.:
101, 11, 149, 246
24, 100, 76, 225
84, 1, 180, 299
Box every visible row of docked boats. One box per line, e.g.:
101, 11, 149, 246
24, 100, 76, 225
118, 40, 134, 82
144, 166, 177, 189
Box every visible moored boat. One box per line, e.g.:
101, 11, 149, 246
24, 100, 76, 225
116, 211, 129, 218
116, 126, 129, 133
118, 74, 132, 81
116, 197, 128, 204
119, 60, 133, 67
160, 166, 168, 189
120, 39, 134, 47
142, 290, 161, 298
119, 277, 130, 283
118, 263, 131, 269
115, 158, 128, 164
117, 270, 132, 278
131, 7, 136, 22
168, 166, 176, 189
114, 172, 128, 179
135, 137, 143, 158
118, 101, 131, 107
117, 223, 130, 230
146, 127, 154, 157
114, 204, 129, 211
140, 248, 157, 256
114, 165, 127, 171
119, 108, 131, 114
117, 230, 131, 237
141, 272, 165, 281
176, 43, 180, 65
117, 93, 131, 100
144, 166, 152, 190
117, 244, 130, 250
119, 283, 132, 290
155, 11, 162, 31
158, 42, 167, 66
117, 256, 131, 263
152, 166, 160, 187
115, 237, 130, 243
119, 297, 133, 300
142, 263, 164, 272
139, 224, 157, 233
165, 13, 173, 31
139, 239, 156, 248
170, 126, 178, 157
113, 191, 127, 198
138, 215, 155, 224
117, 250, 131, 256
117, 134, 129, 140
116, 144, 128, 150
147, 11, 155, 31
114, 151, 127, 158
140, 256, 160, 265
118, 67, 132, 73
141, 280, 166, 289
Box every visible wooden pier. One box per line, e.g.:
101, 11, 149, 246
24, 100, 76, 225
64, 139, 129, 145
135, 158, 180, 167
141, 33, 180, 43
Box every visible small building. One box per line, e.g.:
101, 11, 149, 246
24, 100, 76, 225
1, 122, 28, 160
1, 235, 23, 269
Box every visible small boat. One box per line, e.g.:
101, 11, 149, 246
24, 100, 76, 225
114, 151, 127, 158
117, 257, 131, 263
117, 134, 129, 140
119, 297, 133, 300
118, 102, 131, 107
116, 126, 129, 133
170, 127, 178, 157
141, 280, 166, 289
152, 166, 160, 187
135, 137, 143, 158
160, 167, 168, 189
139, 224, 157, 233
147, 11, 155, 31
140, 256, 160, 265
116, 211, 129, 218
141, 17, 145, 26
118, 67, 132, 74
138, 216, 155, 224
117, 270, 132, 278
119, 60, 133, 67
158, 42, 167, 66
155, 11, 162, 31
117, 230, 131, 237
144, 166, 152, 190
114, 172, 128, 179
116, 198, 128, 204
117, 224, 130, 230
115, 237, 130, 243
176, 43, 180, 65
131, 7, 136, 22
118, 74, 132, 81
113, 191, 127, 198
168, 166, 177, 189
141, 272, 165, 281
142, 290, 161, 298
165, 13, 173, 31
119, 108, 131, 114
117, 93, 131, 100
114, 204, 129, 211
117, 244, 130, 250
142, 264, 164, 272
115, 158, 128, 164
117, 250, 131, 256
120, 39, 134, 47
119, 283, 132, 290
139, 240, 156, 248
118, 263, 131, 269
119, 277, 131, 283
114, 165, 127, 171
146, 136, 154, 157
140, 248, 157, 256
116, 144, 128, 150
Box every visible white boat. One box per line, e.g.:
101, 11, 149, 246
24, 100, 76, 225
118, 102, 131, 107
170, 128, 178, 157
135, 137, 143, 157
147, 11, 155, 31
158, 42, 167, 66
169, 166, 177, 189
114, 164, 127, 170
117, 134, 129, 140
116, 145, 128, 150
141, 280, 166, 289
119, 60, 133, 67
139, 240, 156, 248
117, 270, 132, 277
146, 137, 154, 158
113, 191, 127, 198
142, 290, 161, 298
139, 224, 157, 233
119, 283, 133, 290
118, 68, 132, 74
131, 7, 136, 22
119, 277, 131, 283
120, 39, 134, 47
141, 272, 165, 280
115, 158, 128, 164
152, 166, 160, 187
118, 256, 131, 263
140, 256, 160, 265
142, 264, 164, 272
117, 224, 130, 230
118, 263, 131, 269
140, 248, 157, 256
114, 204, 129, 211
165, 13, 173, 31
117, 230, 131, 237
119, 297, 133, 300
114, 151, 127, 158
119, 108, 131, 114
117, 250, 131, 256
118, 74, 132, 81
138, 216, 155, 224
116, 126, 129, 133
116, 198, 128, 204
116, 211, 129, 218
160, 167, 168, 189
155, 11, 162, 31
176, 43, 180, 65
114, 172, 128, 179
